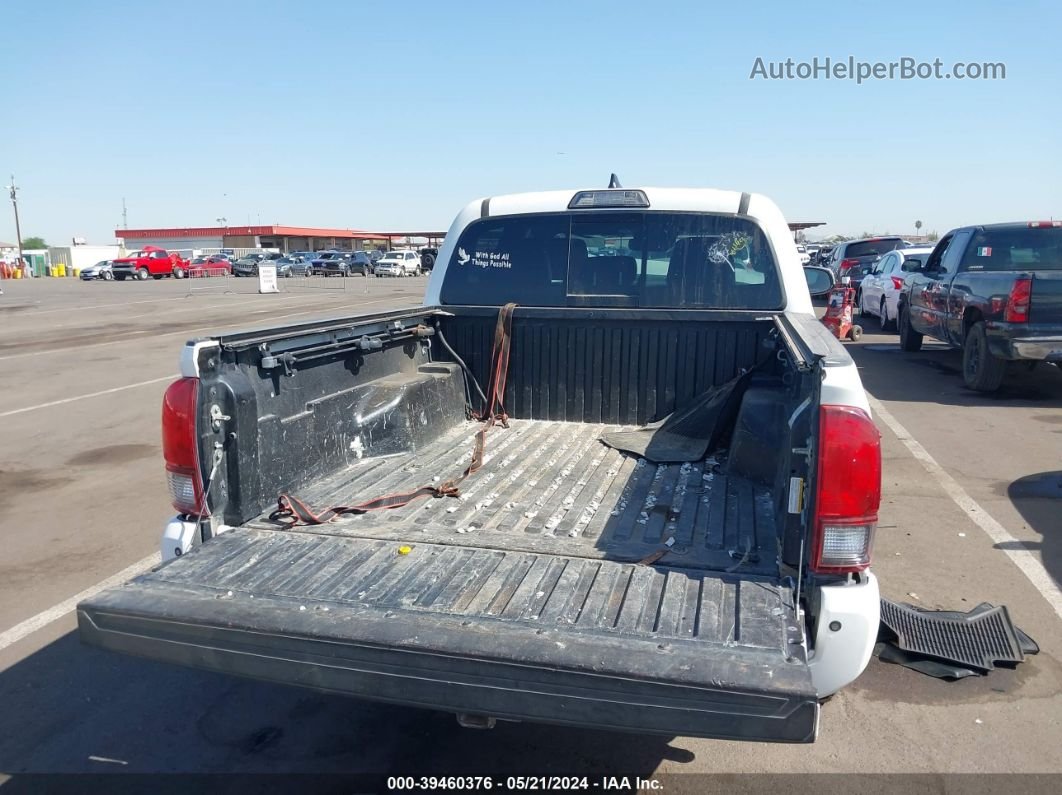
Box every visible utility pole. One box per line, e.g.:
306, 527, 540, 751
122, 197, 128, 229
7, 175, 24, 268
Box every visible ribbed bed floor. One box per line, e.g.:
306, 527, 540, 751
251, 419, 779, 575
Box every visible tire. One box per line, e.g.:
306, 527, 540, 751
305, 267, 313, 277
136, 267, 149, 281
102, 271, 114, 281
899, 305, 923, 352
341, 267, 349, 277
173, 267, 186, 279
850, 325, 863, 341
880, 298, 896, 332
963, 321, 1007, 392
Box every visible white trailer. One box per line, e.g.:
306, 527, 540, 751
47, 245, 122, 274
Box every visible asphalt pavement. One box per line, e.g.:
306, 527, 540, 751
0, 278, 1060, 780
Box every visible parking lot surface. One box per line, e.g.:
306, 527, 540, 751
1, 279, 1060, 777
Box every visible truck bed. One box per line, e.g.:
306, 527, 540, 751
79, 419, 817, 741
246, 419, 779, 577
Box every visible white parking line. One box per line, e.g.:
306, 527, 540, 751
0, 374, 179, 418
0, 296, 408, 362
0, 552, 161, 652
869, 393, 1062, 622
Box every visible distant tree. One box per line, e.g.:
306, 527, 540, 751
927, 231, 939, 242
22, 236, 47, 249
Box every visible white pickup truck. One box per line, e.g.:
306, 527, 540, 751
79, 185, 881, 743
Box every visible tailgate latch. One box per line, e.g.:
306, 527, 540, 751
209, 404, 231, 432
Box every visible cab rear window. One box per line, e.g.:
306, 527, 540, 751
439, 211, 783, 309
961, 227, 1062, 271
844, 239, 905, 258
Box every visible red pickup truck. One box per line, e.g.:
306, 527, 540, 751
112, 246, 191, 281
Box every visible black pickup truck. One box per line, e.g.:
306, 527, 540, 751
899, 222, 1062, 391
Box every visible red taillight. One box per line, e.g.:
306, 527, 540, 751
162, 377, 206, 515
1027, 221, 1062, 228
1004, 277, 1032, 323
839, 258, 859, 275
890, 276, 904, 291
810, 405, 881, 574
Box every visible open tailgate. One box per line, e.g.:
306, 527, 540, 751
78, 529, 818, 742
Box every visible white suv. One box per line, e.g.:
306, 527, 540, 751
374, 251, 421, 276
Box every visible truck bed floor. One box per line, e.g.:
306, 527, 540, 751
250, 419, 778, 576
80, 427, 815, 741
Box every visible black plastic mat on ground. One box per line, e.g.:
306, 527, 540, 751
876, 599, 1039, 679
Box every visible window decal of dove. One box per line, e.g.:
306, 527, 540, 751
456, 247, 471, 265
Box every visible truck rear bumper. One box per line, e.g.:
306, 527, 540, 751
1007, 336, 1062, 362
988, 325, 1062, 361
78, 531, 820, 743
808, 572, 879, 696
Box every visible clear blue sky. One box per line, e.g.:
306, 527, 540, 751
2, 0, 1059, 244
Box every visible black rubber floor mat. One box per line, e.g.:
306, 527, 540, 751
874, 641, 982, 680
879, 599, 1029, 671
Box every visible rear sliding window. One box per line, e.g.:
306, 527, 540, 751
439, 211, 783, 309
844, 239, 905, 258
961, 227, 1062, 271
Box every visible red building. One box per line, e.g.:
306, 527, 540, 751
114, 225, 445, 253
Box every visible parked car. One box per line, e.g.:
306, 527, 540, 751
368, 250, 384, 263
112, 247, 191, 280
808, 246, 833, 267
350, 252, 374, 275
899, 221, 1062, 391
827, 237, 907, 278
845, 262, 876, 290
79, 260, 114, 281
420, 247, 439, 270
80, 183, 882, 744
374, 250, 421, 276
187, 256, 232, 277
271, 256, 308, 277
232, 257, 263, 277
311, 251, 370, 277
858, 246, 933, 330
795, 244, 811, 265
